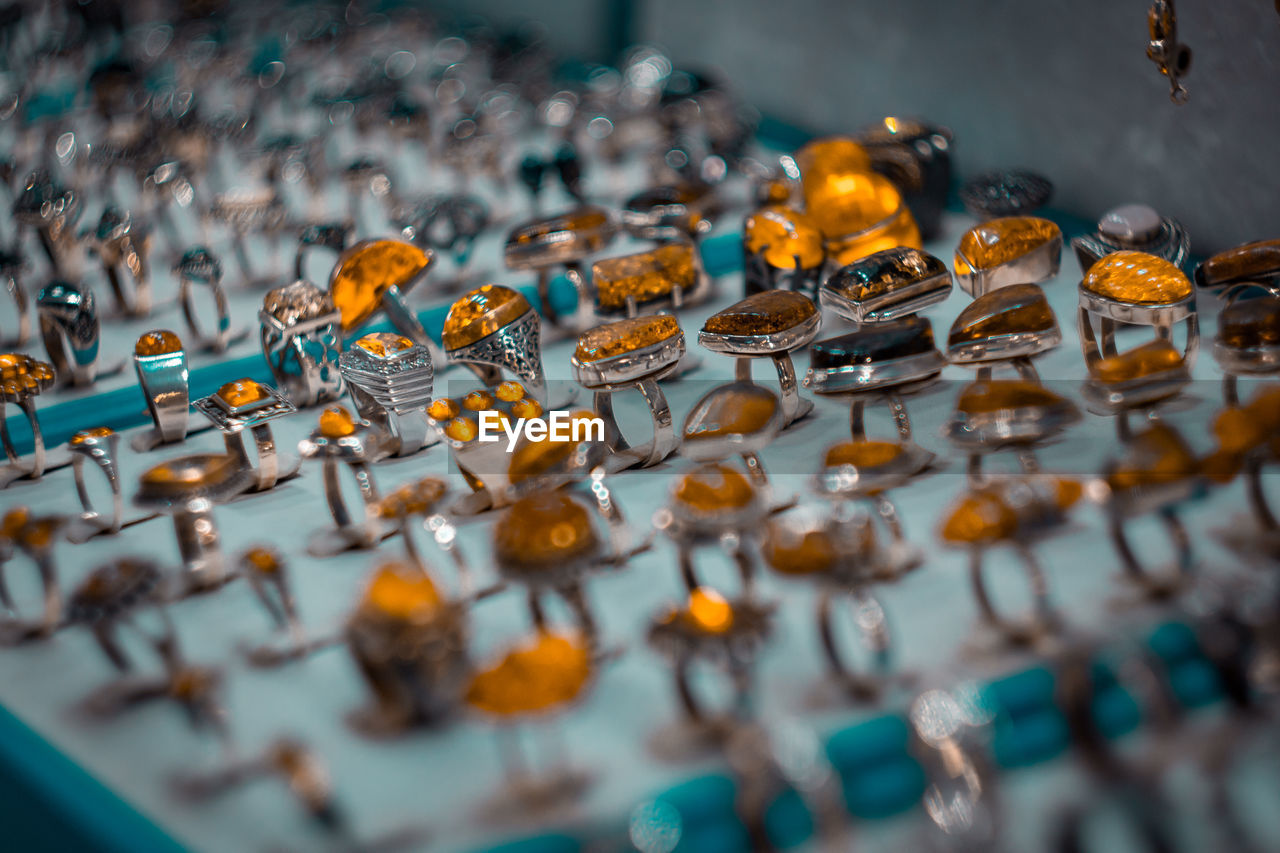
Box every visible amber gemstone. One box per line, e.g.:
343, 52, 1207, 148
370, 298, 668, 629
354, 332, 414, 358
495, 492, 598, 571
826, 247, 948, 303
1106, 425, 1198, 492
1196, 239, 1280, 289
948, 284, 1056, 346
809, 315, 936, 369
824, 440, 905, 468
954, 217, 1060, 277
1054, 478, 1084, 510
1082, 250, 1192, 305
462, 390, 494, 411
941, 491, 1018, 544
18, 518, 59, 549
763, 527, 836, 576
69, 426, 113, 445
956, 380, 1068, 415
379, 477, 447, 519
674, 463, 756, 512
243, 547, 282, 574
760, 180, 792, 204
826, 207, 921, 268
216, 378, 270, 409
795, 136, 872, 205
442, 285, 531, 351
703, 290, 817, 337
134, 329, 183, 356
329, 240, 431, 332
317, 405, 355, 438
139, 454, 238, 491
0, 507, 29, 540
593, 244, 697, 312
684, 385, 779, 441
1090, 340, 1184, 384
511, 398, 543, 419
807, 169, 908, 239
427, 398, 459, 422
684, 587, 735, 633
508, 411, 596, 482
360, 562, 443, 621
1218, 294, 1280, 349
743, 204, 825, 269
574, 315, 682, 363
494, 381, 527, 402
444, 417, 478, 442
465, 631, 592, 715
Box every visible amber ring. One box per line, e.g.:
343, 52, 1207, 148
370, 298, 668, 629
953, 216, 1062, 297
442, 285, 546, 404
298, 406, 384, 550
65, 557, 178, 673
1194, 237, 1280, 294
374, 478, 458, 585
1078, 251, 1198, 372
0, 511, 64, 643
192, 378, 299, 492
37, 280, 104, 387
944, 380, 1080, 460
86, 208, 152, 318
681, 383, 785, 489
741, 204, 825, 298
0, 352, 55, 483
803, 316, 944, 397
621, 184, 717, 243
133, 330, 190, 447
946, 283, 1061, 381
259, 280, 346, 408
572, 316, 683, 470
820, 247, 952, 324
699, 291, 821, 428
505, 206, 616, 331
68, 428, 124, 537
236, 547, 310, 665
338, 333, 435, 457
1071, 204, 1189, 274
328, 240, 441, 366
1211, 286, 1280, 405
592, 242, 707, 319
0, 250, 31, 347
176, 247, 237, 353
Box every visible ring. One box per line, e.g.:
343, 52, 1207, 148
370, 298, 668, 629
442, 284, 546, 404
1194, 237, 1280, 294
647, 587, 772, 725
572, 315, 682, 470
134, 454, 255, 593
394, 194, 489, 266
1206, 387, 1280, 535
591, 242, 707, 319
741, 204, 825, 298
0, 248, 32, 346
945, 380, 1080, 462
953, 216, 1062, 297
907, 690, 1001, 844
86, 207, 152, 317
1212, 286, 1280, 404
1082, 339, 1191, 414
505, 206, 616, 330
342, 157, 395, 234
0, 509, 64, 642
192, 378, 299, 491
295, 220, 354, 282
820, 246, 952, 323
681, 383, 785, 488
375, 477, 454, 573
175, 246, 239, 352
298, 405, 384, 551
659, 462, 770, 595
699, 291, 820, 428
940, 477, 1081, 643
345, 561, 471, 732
946, 283, 1061, 378
65, 557, 176, 672
133, 330, 190, 446
67, 427, 123, 536
12, 170, 78, 274
329, 238, 439, 361
1078, 250, 1198, 370
339, 333, 435, 457
958, 170, 1052, 219
622, 184, 717, 243
259, 280, 346, 407
237, 547, 306, 658
207, 188, 288, 282
37, 280, 101, 386
804, 315, 945, 401
0, 352, 55, 483
854, 117, 954, 240
1071, 204, 1189, 274
141, 160, 199, 249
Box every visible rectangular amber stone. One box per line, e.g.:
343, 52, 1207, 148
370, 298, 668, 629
593, 244, 696, 312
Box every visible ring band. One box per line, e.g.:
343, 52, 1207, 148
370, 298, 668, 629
443, 285, 547, 404
192, 378, 299, 491
66, 557, 176, 672
176, 247, 236, 353
68, 428, 123, 536
133, 330, 190, 445
0, 353, 54, 483
339, 333, 435, 458
88, 208, 151, 317
0, 511, 63, 642
37, 280, 101, 386
0, 251, 31, 346
299, 406, 383, 550
967, 543, 1055, 644
260, 280, 346, 407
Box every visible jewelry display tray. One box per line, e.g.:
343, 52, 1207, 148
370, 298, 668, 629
1, 130, 1274, 853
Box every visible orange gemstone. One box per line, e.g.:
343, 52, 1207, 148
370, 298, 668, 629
593, 244, 697, 313
685, 587, 734, 633
574, 315, 682, 363
354, 332, 415, 358
806, 169, 907, 242
442, 285, 530, 351
825, 202, 921, 267
703, 290, 817, 336
465, 631, 592, 716
762, 526, 836, 576
329, 240, 431, 332
824, 440, 905, 468
379, 477, 448, 519
242, 547, 282, 574
0, 507, 30, 540
674, 463, 756, 513
1082, 250, 1191, 305
1091, 340, 1184, 384
954, 217, 1060, 278
360, 562, 443, 621
743, 205, 825, 269
18, 518, 58, 549
134, 329, 183, 356
318, 405, 356, 438
511, 398, 543, 420
1106, 425, 1199, 492
494, 381, 526, 402
1053, 478, 1084, 510
444, 417, 478, 442
794, 136, 872, 203
427, 398, 459, 422
941, 491, 1018, 544
139, 454, 238, 491
216, 378, 269, 409
508, 207, 613, 257
494, 492, 598, 571
463, 390, 494, 411
956, 380, 1068, 415
684, 386, 779, 441
507, 411, 597, 483
948, 283, 1056, 346
69, 426, 114, 445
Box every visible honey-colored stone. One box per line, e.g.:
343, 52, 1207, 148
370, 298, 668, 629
1081, 250, 1192, 305
495, 492, 598, 571
703, 290, 817, 336
574, 315, 682, 363
216, 378, 270, 409
795, 136, 872, 204
508, 411, 597, 483
948, 283, 1056, 346
139, 454, 238, 491
954, 217, 1060, 277
134, 329, 183, 356
360, 562, 443, 621
1196, 239, 1280, 289
494, 381, 527, 402
743, 204, 825, 269
329, 240, 431, 332
806, 169, 908, 240
1218, 295, 1280, 349
1106, 425, 1199, 492
318, 405, 356, 439
1090, 340, 1184, 384
511, 398, 543, 420
354, 332, 415, 358
243, 547, 282, 574
593, 244, 697, 312
444, 417, 478, 443
941, 491, 1018, 544
69, 426, 113, 445
763, 527, 836, 576
683, 386, 779, 441
825, 202, 922, 266
955, 380, 1068, 415
427, 398, 459, 422
462, 390, 494, 411
684, 587, 734, 633
0, 508, 29, 540
18, 518, 59, 549
465, 631, 592, 716
673, 463, 755, 513
509, 208, 612, 253
823, 440, 905, 468
379, 477, 448, 519
442, 285, 531, 351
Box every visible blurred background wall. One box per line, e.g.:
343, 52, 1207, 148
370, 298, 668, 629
445, 0, 1280, 253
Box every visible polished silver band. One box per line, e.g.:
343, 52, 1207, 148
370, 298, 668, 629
850, 393, 912, 442
134, 347, 190, 445
968, 543, 1056, 644
260, 319, 345, 408
1, 397, 45, 481
0, 545, 61, 642
1109, 506, 1192, 596
98, 237, 152, 318
1078, 299, 1199, 371
180, 273, 234, 353
323, 457, 381, 547
594, 379, 676, 470
738, 354, 811, 427
37, 282, 100, 386
172, 500, 228, 592
71, 437, 123, 536
816, 588, 891, 697
224, 426, 280, 491
447, 308, 547, 404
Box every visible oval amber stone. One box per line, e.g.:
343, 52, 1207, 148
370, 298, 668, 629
360, 562, 442, 621
355, 332, 415, 357
954, 217, 1060, 277
824, 440, 904, 468
69, 426, 114, 445
703, 290, 817, 337
427, 398, 459, 422
574, 315, 682, 363
763, 527, 836, 576
494, 492, 598, 571
684, 587, 734, 633
806, 170, 904, 239
593, 244, 697, 313
442, 285, 530, 351
329, 240, 431, 332
318, 405, 357, 438
135, 329, 183, 356
795, 136, 872, 201
465, 631, 592, 715
1090, 340, 1184, 384
1082, 250, 1192, 305
494, 381, 527, 402
674, 463, 755, 512
139, 454, 238, 491
743, 204, 825, 269
444, 417, 478, 442
462, 390, 494, 411
242, 547, 282, 574
941, 491, 1018, 544
955, 380, 1068, 415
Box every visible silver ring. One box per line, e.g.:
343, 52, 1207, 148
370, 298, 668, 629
65, 557, 176, 672
803, 316, 945, 395
298, 407, 384, 550
192, 378, 299, 491
591, 241, 708, 319
296, 220, 353, 282
0, 249, 32, 346
681, 383, 785, 490
0, 352, 55, 483
953, 216, 1062, 297
259, 280, 346, 407
946, 282, 1061, 367
133, 330, 190, 445
505, 206, 617, 330
86, 208, 152, 317
12, 170, 78, 275
1078, 251, 1199, 372
327, 239, 439, 363
206, 188, 288, 282
0, 510, 64, 643
741, 203, 825, 299
339, 333, 435, 458
1071, 204, 1189, 274
37, 280, 100, 386
658, 462, 770, 594
442, 285, 547, 404
176, 247, 236, 353
821, 246, 952, 323
68, 428, 123, 536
